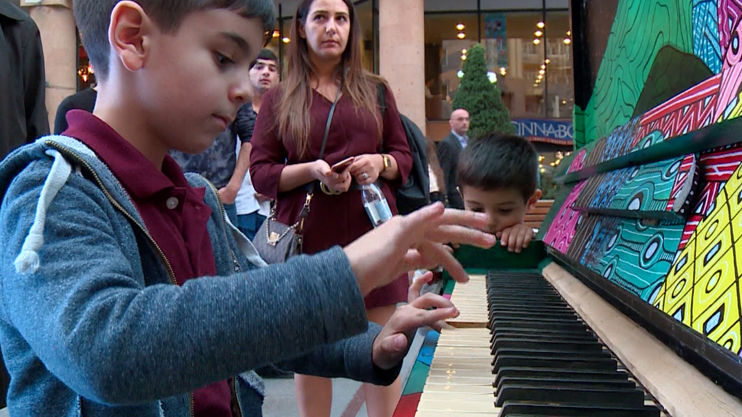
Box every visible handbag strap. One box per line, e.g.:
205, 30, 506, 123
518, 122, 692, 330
296, 85, 342, 234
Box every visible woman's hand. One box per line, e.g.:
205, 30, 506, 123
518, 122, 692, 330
313, 160, 352, 193
349, 154, 383, 185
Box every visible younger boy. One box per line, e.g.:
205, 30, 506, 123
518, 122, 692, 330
457, 133, 542, 253
0, 1, 495, 416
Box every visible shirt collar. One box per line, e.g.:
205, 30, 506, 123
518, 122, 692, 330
451, 131, 468, 148
63, 110, 192, 200
0, 2, 28, 21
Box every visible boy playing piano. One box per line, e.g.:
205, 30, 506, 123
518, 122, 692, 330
457, 133, 542, 253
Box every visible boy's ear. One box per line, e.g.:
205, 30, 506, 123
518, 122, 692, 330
109, 1, 154, 73
298, 22, 307, 39
526, 189, 542, 211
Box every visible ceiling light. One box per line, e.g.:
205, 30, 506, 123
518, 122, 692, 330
533, 38, 541, 45
567, 30, 571, 36
535, 30, 543, 37
282, 37, 290, 43
457, 32, 466, 39
541, 64, 546, 69
456, 23, 465, 30
545, 58, 551, 64
461, 55, 466, 60
462, 48, 467, 54
539, 69, 545, 75
272, 30, 280, 38
537, 21, 545, 29
457, 70, 464, 78
563, 37, 571, 45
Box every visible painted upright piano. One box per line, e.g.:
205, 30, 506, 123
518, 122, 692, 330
397, 1, 742, 415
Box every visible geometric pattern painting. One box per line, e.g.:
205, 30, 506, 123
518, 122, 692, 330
652, 161, 742, 355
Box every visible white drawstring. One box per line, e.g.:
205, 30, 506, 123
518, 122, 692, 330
14, 149, 72, 274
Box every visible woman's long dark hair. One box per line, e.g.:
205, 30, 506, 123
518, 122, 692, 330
275, 0, 383, 157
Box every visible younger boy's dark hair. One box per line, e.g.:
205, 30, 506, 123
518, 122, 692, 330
457, 133, 539, 202
250, 48, 279, 69
74, 0, 276, 81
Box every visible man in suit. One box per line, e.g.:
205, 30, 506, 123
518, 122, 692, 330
0, 0, 49, 160
437, 108, 470, 209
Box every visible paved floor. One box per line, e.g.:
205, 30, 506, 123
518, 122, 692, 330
263, 327, 425, 417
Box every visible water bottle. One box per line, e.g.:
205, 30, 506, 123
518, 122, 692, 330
361, 183, 393, 227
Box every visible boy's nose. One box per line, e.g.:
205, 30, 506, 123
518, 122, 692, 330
231, 78, 251, 105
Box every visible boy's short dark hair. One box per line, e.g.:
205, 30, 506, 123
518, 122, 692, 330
74, 0, 276, 81
250, 48, 279, 70
457, 133, 539, 201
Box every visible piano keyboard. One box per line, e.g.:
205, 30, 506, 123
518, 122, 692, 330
416, 272, 667, 416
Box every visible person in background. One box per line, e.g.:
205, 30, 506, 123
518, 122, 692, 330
234, 49, 279, 240
0, 0, 49, 160
249, 0, 413, 415
457, 133, 542, 252
437, 108, 469, 209
54, 84, 98, 134
426, 138, 446, 205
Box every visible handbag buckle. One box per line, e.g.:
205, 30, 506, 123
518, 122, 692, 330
267, 231, 281, 246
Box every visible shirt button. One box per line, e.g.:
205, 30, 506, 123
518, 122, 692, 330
166, 197, 179, 210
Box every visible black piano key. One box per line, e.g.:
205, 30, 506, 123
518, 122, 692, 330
491, 328, 598, 342
492, 347, 612, 362
495, 376, 638, 392
494, 367, 630, 387
498, 402, 661, 417
490, 317, 589, 331
495, 384, 646, 408
492, 338, 604, 353
489, 311, 580, 321
492, 353, 617, 373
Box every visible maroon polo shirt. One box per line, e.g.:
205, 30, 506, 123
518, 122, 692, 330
64, 110, 233, 417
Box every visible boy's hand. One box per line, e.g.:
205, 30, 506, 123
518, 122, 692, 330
372, 293, 459, 370
218, 185, 238, 205
343, 203, 495, 295
496, 224, 535, 253
408, 271, 434, 303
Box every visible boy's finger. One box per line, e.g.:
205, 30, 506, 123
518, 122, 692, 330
426, 225, 496, 248
409, 272, 433, 301
401, 203, 446, 232
439, 209, 490, 230
523, 230, 533, 248
410, 306, 460, 328
410, 292, 456, 310
419, 242, 469, 283
500, 228, 511, 247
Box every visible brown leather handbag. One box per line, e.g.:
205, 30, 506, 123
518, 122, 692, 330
252, 87, 341, 264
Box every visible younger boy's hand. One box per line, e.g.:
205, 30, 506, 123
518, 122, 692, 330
496, 224, 535, 253
371, 293, 459, 370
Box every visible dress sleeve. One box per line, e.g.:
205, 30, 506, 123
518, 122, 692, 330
381, 85, 413, 188
249, 89, 288, 199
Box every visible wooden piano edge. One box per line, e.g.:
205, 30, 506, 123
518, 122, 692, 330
542, 261, 742, 417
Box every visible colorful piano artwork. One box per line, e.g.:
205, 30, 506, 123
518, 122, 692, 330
394, 0, 742, 415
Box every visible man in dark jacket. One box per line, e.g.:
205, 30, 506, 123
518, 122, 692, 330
437, 108, 470, 209
0, 0, 48, 159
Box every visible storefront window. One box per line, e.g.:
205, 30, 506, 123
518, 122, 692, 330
424, 13, 478, 121
544, 10, 573, 118
356, 0, 375, 72
425, 7, 573, 121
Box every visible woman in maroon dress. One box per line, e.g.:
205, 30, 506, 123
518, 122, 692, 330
249, 0, 412, 415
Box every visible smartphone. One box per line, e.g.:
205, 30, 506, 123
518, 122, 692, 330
331, 156, 354, 173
